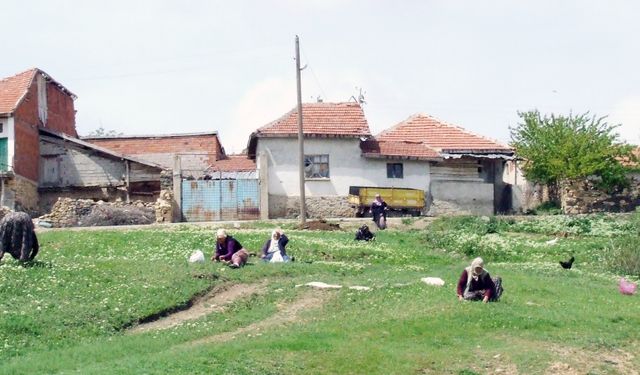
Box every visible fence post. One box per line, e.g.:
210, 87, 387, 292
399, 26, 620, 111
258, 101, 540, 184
173, 155, 182, 222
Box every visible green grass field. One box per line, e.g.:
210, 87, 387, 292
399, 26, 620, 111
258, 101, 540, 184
0, 214, 638, 374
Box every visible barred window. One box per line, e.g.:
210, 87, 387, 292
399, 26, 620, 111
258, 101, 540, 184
386, 163, 403, 178
304, 154, 330, 178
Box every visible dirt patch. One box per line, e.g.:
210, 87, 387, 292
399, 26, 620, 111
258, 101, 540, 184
299, 219, 341, 231
547, 344, 638, 375
129, 282, 265, 334
183, 289, 329, 347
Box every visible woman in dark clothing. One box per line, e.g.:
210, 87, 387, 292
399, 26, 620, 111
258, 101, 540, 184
212, 229, 249, 268
0, 211, 39, 262
261, 228, 291, 262
371, 193, 388, 229
456, 257, 503, 303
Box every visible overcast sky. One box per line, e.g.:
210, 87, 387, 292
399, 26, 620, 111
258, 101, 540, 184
3, 1, 639, 153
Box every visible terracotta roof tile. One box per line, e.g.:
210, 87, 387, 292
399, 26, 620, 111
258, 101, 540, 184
0, 69, 38, 115
256, 102, 371, 137
209, 155, 256, 172
361, 140, 440, 160
376, 114, 512, 154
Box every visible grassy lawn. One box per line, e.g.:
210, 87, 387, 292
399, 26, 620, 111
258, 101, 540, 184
0, 214, 638, 374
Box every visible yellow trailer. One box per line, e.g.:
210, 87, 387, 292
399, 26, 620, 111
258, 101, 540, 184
348, 186, 425, 217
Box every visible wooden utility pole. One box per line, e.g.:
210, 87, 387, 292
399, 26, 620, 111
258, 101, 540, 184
295, 35, 306, 226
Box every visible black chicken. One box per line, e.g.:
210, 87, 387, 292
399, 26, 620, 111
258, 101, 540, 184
559, 256, 575, 269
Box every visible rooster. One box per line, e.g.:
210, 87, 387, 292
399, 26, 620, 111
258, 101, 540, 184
619, 278, 637, 295
559, 256, 575, 269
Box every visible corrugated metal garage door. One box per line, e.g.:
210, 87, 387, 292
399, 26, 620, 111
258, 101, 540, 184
181, 178, 260, 222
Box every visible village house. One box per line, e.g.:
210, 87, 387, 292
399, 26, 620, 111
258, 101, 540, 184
38, 128, 166, 214
248, 102, 514, 219
0, 68, 171, 217
0, 68, 78, 213
362, 113, 514, 215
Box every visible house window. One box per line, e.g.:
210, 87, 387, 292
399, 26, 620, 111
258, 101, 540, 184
0, 123, 3, 133
304, 154, 329, 178
387, 163, 403, 178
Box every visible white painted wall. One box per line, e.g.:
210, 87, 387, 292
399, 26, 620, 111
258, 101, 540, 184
0, 117, 16, 172
256, 137, 431, 197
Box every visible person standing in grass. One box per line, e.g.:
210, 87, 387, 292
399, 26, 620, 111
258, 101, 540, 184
260, 228, 291, 263
371, 193, 388, 229
456, 257, 503, 303
212, 228, 249, 268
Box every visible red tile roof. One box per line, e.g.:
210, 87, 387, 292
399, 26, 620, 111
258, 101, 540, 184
209, 155, 256, 172
255, 102, 371, 138
0, 69, 38, 115
375, 114, 512, 155
0, 68, 76, 115
361, 140, 440, 160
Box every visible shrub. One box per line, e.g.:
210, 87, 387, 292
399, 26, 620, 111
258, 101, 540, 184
604, 238, 640, 277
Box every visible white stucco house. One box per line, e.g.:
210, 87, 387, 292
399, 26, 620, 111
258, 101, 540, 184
247, 102, 515, 218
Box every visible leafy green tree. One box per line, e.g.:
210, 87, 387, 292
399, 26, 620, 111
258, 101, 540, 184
84, 126, 123, 137
510, 110, 636, 191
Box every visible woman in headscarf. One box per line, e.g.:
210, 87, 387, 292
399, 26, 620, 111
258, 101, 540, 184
211, 228, 249, 268
260, 228, 290, 263
456, 257, 503, 303
370, 193, 388, 230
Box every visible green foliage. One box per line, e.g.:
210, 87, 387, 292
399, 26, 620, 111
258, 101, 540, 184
510, 110, 635, 190
605, 237, 640, 277
84, 126, 123, 137
529, 201, 562, 215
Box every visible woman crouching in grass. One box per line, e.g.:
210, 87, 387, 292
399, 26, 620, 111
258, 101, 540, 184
211, 228, 249, 268
456, 257, 503, 303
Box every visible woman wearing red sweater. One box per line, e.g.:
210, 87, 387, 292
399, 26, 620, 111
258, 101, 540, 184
457, 257, 503, 303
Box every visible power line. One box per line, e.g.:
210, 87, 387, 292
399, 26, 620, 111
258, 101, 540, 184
300, 47, 328, 101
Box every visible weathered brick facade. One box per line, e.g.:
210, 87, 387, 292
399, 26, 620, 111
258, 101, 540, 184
85, 133, 224, 162
1, 69, 77, 213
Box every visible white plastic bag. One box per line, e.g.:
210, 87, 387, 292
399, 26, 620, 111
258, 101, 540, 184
270, 251, 284, 263
189, 250, 205, 263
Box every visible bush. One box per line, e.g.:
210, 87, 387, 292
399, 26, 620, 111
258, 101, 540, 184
605, 237, 640, 277
530, 201, 562, 215
79, 205, 155, 227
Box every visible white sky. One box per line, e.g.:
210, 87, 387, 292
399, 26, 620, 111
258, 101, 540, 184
2, 0, 639, 153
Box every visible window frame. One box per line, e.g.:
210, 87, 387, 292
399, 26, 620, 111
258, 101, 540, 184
386, 162, 404, 179
304, 154, 330, 179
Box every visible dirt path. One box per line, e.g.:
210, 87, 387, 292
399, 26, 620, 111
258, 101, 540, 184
182, 289, 329, 347
129, 283, 266, 334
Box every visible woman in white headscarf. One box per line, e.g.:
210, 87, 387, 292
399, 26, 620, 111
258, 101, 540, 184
260, 228, 291, 263
456, 257, 503, 303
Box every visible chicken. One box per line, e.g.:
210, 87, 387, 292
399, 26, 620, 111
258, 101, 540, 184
559, 256, 575, 269
619, 278, 637, 295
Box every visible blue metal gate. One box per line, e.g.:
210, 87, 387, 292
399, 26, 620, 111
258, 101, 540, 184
181, 178, 260, 222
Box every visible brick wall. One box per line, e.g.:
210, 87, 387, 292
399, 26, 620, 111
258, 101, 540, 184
86, 134, 224, 162
12, 72, 77, 181
45, 83, 77, 136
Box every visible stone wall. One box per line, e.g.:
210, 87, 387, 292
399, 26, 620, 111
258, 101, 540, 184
561, 175, 640, 214
269, 195, 355, 219
155, 189, 174, 223
6, 175, 39, 215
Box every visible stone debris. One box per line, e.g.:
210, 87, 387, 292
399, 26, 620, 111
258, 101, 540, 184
297, 282, 343, 289
37, 197, 157, 228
